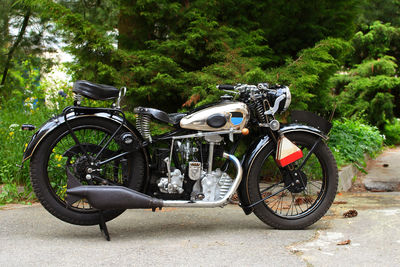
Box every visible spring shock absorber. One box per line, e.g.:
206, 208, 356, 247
136, 114, 152, 142
255, 97, 267, 123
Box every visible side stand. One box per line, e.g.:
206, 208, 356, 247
99, 211, 111, 241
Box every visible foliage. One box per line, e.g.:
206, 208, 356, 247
0, 73, 72, 203
218, 0, 359, 63
330, 21, 400, 143
265, 38, 352, 114
358, 0, 400, 27
332, 56, 400, 130
384, 118, 400, 145
0, 183, 33, 204
352, 21, 400, 63
328, 119, 384, 169
10, 0, 360, 114
0, 0, 57, 97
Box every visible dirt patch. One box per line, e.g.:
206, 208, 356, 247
349, 174, 367, 192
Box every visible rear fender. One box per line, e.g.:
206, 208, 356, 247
22, 107, 149, 167
237, 124, 328, 213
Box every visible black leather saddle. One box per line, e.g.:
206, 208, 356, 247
135, 107, 186, 125
73, 80, 120, 100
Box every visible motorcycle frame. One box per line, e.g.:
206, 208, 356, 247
22, 105, 329, 211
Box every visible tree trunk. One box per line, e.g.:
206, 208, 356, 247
1, 8, 31, 87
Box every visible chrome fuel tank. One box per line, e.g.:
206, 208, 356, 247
180, 102, 250, 131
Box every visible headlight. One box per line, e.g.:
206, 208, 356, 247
282, 86, 291, 112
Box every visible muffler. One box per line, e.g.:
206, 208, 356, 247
66, 186, 164, 210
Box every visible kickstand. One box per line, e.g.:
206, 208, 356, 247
99, 211, 110, 241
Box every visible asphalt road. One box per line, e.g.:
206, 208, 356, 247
1, 192, 400, 266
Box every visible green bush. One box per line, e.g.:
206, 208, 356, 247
328, 119, 384, 169
333, 56, 400, 129
266, 38, 352, 114
333, 22, 400, 131
384, 119, 400, 145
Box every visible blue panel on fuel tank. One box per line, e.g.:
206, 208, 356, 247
231, 117, 243, 125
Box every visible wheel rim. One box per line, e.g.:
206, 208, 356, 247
45, 125, 131, 212
257, 140, 327, 219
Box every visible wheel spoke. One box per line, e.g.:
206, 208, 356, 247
260, 180, 284, 195
297, 138, 321, 171
296, 199, 304, 212
308, 180, 322, 191
274, 193, 283, 214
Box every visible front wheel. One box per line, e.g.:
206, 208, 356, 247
246, 132, 338, 229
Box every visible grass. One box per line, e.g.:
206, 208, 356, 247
0, 92, 71, 204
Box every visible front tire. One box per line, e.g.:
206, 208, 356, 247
246, 132, 338, 229
30, 117, 146, 225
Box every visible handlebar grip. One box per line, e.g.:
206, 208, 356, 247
217, 84, 235, 90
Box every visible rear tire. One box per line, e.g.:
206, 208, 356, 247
30, 117, 146, 225
246, 132, 338, 229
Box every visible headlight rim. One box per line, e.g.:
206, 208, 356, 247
282, 86, 291, 112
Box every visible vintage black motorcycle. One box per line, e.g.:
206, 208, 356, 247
22, 80, 338, 240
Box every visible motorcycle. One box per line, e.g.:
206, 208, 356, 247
21, 80, 338, 240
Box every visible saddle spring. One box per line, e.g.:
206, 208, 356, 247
136, 114, 152, 142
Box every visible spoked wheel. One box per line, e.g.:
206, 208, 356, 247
30, 117, 146, 225
63, 143, 128, 210
247, 132, 338, 229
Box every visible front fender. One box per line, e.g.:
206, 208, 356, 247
22, 107, 146, 164
237, 124, 328, 213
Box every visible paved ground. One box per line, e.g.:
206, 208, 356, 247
1, 147, 400, 266
291, 192, 400, 266
363, 147, 400, 191
1, 191, 400, 266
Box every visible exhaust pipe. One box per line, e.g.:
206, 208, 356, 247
66, 186, 163, 210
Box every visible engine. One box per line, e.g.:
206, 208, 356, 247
190, 168, 233, 201
156, 135, 233, 202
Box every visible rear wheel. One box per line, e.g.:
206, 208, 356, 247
30, 117, 146, 225
246, 132, 338, 229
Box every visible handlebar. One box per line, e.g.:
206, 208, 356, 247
217, 84, 236, 90
217, 83, 272, 92
216, 82, 291, 115
217, 83, 284, 92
